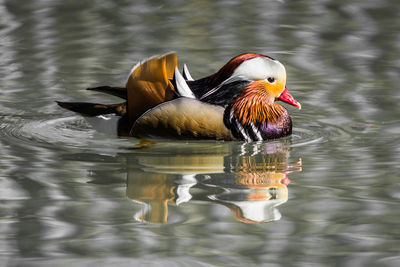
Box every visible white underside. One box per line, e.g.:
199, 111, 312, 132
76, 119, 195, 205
84, 114, 120, 136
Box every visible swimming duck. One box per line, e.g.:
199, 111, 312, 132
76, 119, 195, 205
57, 52, 301, 141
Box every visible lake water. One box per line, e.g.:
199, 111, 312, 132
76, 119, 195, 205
1, 0, 399, 266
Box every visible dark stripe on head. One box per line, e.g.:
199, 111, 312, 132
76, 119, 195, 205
200, 80, 251, 107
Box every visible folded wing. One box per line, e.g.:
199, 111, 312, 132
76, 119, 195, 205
126, 52, 178, 123
131, 98, 234, 140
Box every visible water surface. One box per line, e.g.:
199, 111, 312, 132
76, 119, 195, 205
1, 0, 400, 266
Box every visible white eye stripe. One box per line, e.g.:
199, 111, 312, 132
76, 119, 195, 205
232, 57, 286, 85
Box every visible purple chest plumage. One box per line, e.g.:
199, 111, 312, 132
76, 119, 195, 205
224, 105, 293, 141
260, 120, 292, 140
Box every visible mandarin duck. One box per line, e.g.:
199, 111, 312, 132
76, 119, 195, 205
57, 52, 301, 141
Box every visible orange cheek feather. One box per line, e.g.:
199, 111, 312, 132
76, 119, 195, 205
232, 81, 285, 125
270, 80, 285, 98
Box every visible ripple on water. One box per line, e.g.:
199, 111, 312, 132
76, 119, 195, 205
21, 116, 95, 145
291, 120, 352, 148
290, 127, 326, 147
0, 113, 350, 154
0, 115, 134, 153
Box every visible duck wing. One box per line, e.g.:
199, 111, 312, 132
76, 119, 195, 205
126, 52, 178, 123
130, 98, 234, 140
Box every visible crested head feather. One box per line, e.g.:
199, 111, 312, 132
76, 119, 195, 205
190, 53, 287, 104
210, 53, 286, 84
211, 53, 273, 84
232, 57, 286, 95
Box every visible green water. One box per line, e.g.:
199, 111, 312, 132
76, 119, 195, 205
1, 0, 399, 266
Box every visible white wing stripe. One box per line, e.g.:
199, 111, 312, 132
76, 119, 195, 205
183, 64, 194, 81
174, 67, 196, 99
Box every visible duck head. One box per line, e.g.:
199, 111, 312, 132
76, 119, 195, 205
189, 53, 300, 109
187, 53, 301, 141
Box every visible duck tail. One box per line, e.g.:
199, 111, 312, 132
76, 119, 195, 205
86, 86, 127, 99
56, 101, 126, 117
57, 52, 178, 127
126, 52, 178, 123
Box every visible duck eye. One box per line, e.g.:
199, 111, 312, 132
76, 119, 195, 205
267, 77, 275, 83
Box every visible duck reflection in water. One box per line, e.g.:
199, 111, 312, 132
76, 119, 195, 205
126, 140, 301, 224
